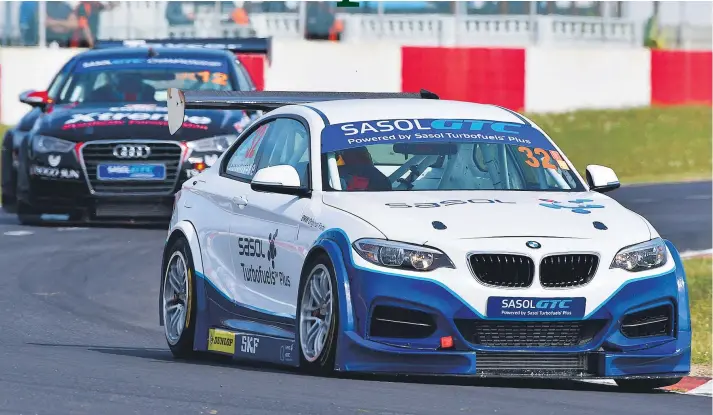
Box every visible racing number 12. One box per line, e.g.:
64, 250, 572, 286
196, 71, 228, 86
518, 146, 557, 169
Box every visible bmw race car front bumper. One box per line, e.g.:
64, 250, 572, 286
317, 230, 691, 379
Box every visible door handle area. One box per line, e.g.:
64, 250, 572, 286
232, 196, 248, 209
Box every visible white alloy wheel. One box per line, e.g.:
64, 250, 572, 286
299, 263, 334, 362
163, 250, 189, 345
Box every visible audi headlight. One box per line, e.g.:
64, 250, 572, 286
32, 135, 74, 153
186, 135, 237, 152
353, 238, 454, 272
610, 238, 668, 272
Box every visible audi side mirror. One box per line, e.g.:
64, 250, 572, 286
19, 90, 51, 108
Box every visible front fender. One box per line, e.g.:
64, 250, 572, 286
310, 229, 356, 334
666, 239, 691, 332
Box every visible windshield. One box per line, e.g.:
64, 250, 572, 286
321, 118, 585, 192
57, 57, 235, 104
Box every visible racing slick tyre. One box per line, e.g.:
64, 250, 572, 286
1, 195, 16, 213
297, 253, 339, 375
161, 237, 199, 359
16, 200, 42, 226
1, 179, 16, 213
614, 377, 683, 392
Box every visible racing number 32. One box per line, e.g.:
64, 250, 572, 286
518, 147, 568, 170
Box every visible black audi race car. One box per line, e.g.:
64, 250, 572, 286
1, 75, 67, 211
13, 38, 270, 225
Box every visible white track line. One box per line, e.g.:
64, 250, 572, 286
3, 230, 33, 236
581, 379, 713, 396
580, 379, 616, 386
688, 380, 712, 397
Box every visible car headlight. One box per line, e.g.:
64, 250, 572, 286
186, 135, 237, 152
352, 238, 455, 272
610, 237, 668, 272
32, 135, 74, 153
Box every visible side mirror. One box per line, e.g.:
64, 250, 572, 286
586, 165, 620, 193
251, 165, 310, 197
19, 90, 51, 108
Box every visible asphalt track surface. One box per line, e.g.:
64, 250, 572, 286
608, 180, 712, 253
0, 182, 710, 415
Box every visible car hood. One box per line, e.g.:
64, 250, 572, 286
322, 190, 652, 245
35, 103, 258, 142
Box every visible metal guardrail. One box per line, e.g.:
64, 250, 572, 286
341, 14, 641, 46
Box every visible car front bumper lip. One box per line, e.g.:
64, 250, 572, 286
336, 330, 691, 378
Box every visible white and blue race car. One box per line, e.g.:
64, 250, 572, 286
160, 88, 690, 391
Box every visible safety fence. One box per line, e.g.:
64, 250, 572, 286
0, 41, 710, 125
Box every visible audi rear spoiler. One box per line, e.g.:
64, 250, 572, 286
94, 37, 272, 61
166, 89, 440, 135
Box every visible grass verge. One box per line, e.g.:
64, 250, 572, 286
526, 105, 712, 184
685, 257, 712, 366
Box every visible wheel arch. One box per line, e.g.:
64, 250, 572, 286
160, 220, 204, 326
302, 229, 357, 335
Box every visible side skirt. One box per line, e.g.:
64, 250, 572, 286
192, 271, 300, 367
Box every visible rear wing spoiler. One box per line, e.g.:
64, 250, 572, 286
94, 37, 272, 61
166, 89, 440, 135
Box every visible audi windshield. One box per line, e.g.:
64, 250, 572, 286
56, 57, 238, 104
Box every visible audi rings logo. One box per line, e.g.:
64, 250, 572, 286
113, 144, 151, 159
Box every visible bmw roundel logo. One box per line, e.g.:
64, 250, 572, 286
526, 241, 541, 249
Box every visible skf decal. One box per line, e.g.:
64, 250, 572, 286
385, 199, 515, 208
207, 328, 235, 354
240, 335, 260, 354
